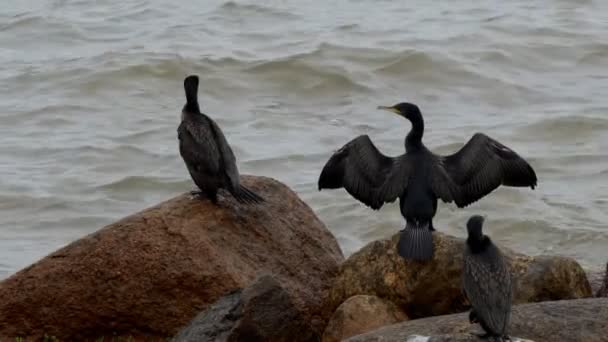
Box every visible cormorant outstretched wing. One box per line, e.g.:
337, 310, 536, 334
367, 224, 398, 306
463, 243, 512, 335
441, 133, 537, 207
318, 135, 411, 210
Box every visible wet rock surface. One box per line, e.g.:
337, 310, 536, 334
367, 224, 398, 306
346, 298, 608, 342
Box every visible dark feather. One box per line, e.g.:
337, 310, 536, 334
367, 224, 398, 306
463, 240, 512, 336
398, 221, 434, 260
441, 133, 537, 207
178, 115, 221, 175
232, 184, 265, 204
206, 117, 240, 191
318, 135, 411, 210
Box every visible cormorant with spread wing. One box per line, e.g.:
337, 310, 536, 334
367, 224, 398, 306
178, 75, 264, 205
463, 215, 512, 341
318, 102, 537, 260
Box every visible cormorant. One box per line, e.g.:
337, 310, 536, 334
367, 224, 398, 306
318, 102, 537, 260
178, 75, 264, 205
463, 215, 512, 341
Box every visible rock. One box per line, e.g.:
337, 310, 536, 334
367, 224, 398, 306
322, 295, 407, 342
401, 334, 535, 342
329, 232, 592, 319
172, 275, 317, 342
346, 298, 608, 342
0, 176, 344, 341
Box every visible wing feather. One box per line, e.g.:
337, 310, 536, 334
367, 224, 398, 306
207, 117, 240, 189
442, 133, 537, 207
178, 116, 221, 175
429, 158, 459, 203
463, 243, 512, 335
178, 113, 241, 190
318, 135, 411, 209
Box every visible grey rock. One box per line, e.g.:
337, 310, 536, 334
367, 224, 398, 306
404, 334, 535, 342
172, 275, 317, 342
346, 298, 608, 342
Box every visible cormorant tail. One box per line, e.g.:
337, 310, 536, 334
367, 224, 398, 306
397, 221, 434, 261
232, 185, 265, 204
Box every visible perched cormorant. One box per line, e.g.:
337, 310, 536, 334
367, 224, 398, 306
463, 215, 512, 341
178, 75, 264, 205
318, 102, 537, 260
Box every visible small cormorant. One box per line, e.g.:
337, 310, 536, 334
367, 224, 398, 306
463, 215, 512, 341
178, 75, 264, 205
318, 102, 537, 260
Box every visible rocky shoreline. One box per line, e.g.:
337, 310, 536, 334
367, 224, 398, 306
0, 176, 606, 341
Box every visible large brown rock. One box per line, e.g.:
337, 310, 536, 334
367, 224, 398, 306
346, 298, 608, 342
172, 275, 316, 342
0, 176, 344, 341
322, 295, 407, 342
329, 232, 592, 319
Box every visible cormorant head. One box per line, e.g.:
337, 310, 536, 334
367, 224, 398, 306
466, 215, 485, 241
183, 75, 200, 112
377, 102, 421, 120
184, 75, 199, 96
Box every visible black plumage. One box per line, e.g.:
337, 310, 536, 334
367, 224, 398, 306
463, 215, 512, 341
318, 102, 537, 260
178, 75, 264, 205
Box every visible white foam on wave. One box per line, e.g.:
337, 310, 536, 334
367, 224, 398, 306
406, 335, 430, 342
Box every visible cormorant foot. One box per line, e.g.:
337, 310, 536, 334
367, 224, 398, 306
471, 332, 491, 339
470, 332, 508, 342
469, 310, 479, 324
189, 191, 220, 205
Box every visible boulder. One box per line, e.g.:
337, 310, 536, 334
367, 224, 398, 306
322, 295, 407, 342
398, 334, 535, 342
172, 275, 316, 342
346, 298, 608, 342
0, 176, 344, 341
329, 232, 592, 319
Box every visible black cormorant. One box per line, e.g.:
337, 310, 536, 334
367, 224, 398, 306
463, 215, 512, 341
178, 75, 264, 205
318, 102, 537, 260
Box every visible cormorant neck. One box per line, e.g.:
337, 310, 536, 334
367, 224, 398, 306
405, 112, 424, 150
183, 77, 201, 114
467, 235, 491, 254
183, 101, 200, 114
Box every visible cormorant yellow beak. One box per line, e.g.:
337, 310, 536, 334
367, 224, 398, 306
377, 105, 401, 115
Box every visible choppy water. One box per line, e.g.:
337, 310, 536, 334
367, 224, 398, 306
1, 0, 607, 278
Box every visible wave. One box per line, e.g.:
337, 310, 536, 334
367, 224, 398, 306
97, 175, 189, 192
217, 1, 300, 20
517, 116, 608, 140
245, 59, 370, 94
372, 49, 529, 93
577, 43, 608, 65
